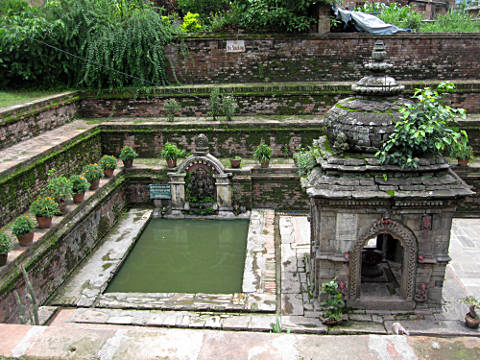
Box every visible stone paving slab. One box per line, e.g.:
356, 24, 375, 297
51, 209, 153, 306
2, 323, 480, 360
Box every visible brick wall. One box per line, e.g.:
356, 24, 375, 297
127, 168, 310, 211
0, 93, 79, 150
100, 123, 322, 159
0, 180, 126, 323
165, 34, 480, 84
80, 82, 480, 117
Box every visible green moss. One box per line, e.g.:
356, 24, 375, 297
385, 190, 395, 197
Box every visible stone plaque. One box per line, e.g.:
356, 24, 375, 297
336, 213, 358, 242
226, 40, 245, 53
149, 184, 171, 199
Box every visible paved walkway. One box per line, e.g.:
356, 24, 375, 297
0, 323, 479, 360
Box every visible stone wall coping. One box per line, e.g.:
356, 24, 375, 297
0, 91, 79, 122
179, 32, 480, 41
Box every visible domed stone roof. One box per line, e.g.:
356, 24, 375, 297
325, 40, 410, 154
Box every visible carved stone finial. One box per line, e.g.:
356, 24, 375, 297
194, 133, 209, 156
352, 40, 404, 96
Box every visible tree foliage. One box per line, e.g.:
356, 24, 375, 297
376, 82, 468, 168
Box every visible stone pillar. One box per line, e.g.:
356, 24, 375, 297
215, 174, 234, 217
168, 172, 186, 217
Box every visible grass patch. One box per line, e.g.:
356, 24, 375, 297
0, 90, 63, 108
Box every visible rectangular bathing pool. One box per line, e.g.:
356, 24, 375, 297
106, 218, 249, 294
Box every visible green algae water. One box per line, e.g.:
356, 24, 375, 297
106, 219, 249, 293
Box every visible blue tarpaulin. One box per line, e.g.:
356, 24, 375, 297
335, 7, 409, 35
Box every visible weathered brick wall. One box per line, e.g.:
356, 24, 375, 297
251, 172, 309, 210
0, 180, 126, 323
165, 34, 480, 84
127, 168, 310, 211
0, 93, 79, 150
100, 123, 322, 159
79, 82, 480, 117
0, 131, 102, 228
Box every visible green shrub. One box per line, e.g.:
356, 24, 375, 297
161, 142, 185, 160
70, 174, 90, 194
294, 146, 318, 176
177, 0, 230, 19
30, 197, 59, 218
81, 163, 103, 183
0, 231, 13, 255
222, 96, 238, 121
358, 3, 423, 31
376, 82, 468, 168
181, 12, 202, 33
229, 0, 318, 33
164, 99, 181, 122
11, 215, 36, 236
0, 0, 179, 88
320, 278, 345, 322
100, 155, 118, 170
209, 88, 222, 120
119, 145, 138, 161
420, 8, 480, 32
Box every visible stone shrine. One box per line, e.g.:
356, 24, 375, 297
304, 41, 474, 310
168, 134, 234, 217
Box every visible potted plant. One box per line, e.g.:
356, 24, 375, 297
460, 296, 480, 329
164, 98, 180, 122
99, 155, 117, 177
70, 174, 90, 203
81, 163, 103, 190
229, 150, 241, 168
161, 142, 185, 168
0, 231, 13, 266
11, 215, 36, 246
29, 197, 59, 228
253, 143, 273, 168
46, 175, 73, 214
119, 145, 138, 168
451, 144, 473, 167
319, 278, 345, 326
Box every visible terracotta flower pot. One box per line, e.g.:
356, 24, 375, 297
104, 169, 114, 178
73, 193, 85, 204
319, 316, 339, 326
16, 232, 34, 247
458, 158, 470, 167
465, 313, 480, 329
167, 159, 177, 168
0, 253, 7, 266
230, 159, 241, 168
123, 159, 133, 168
57, 198, 67, 215
36, 216, 53, 229
89, 180, 100, 190
260, 160, 270, 168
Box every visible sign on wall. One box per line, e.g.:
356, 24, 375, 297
149, 184, 171, 199
226, 40, 245, 53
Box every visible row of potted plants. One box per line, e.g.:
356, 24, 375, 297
0, 153, 130, 266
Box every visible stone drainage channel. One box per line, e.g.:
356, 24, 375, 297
42, 209, 480, 336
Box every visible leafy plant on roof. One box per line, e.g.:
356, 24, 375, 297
375, 82, 468, 168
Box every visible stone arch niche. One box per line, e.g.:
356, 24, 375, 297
168, 134, 233, 217
349, 218, 418, 310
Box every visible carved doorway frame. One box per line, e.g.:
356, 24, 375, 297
348, 219, 418, 309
